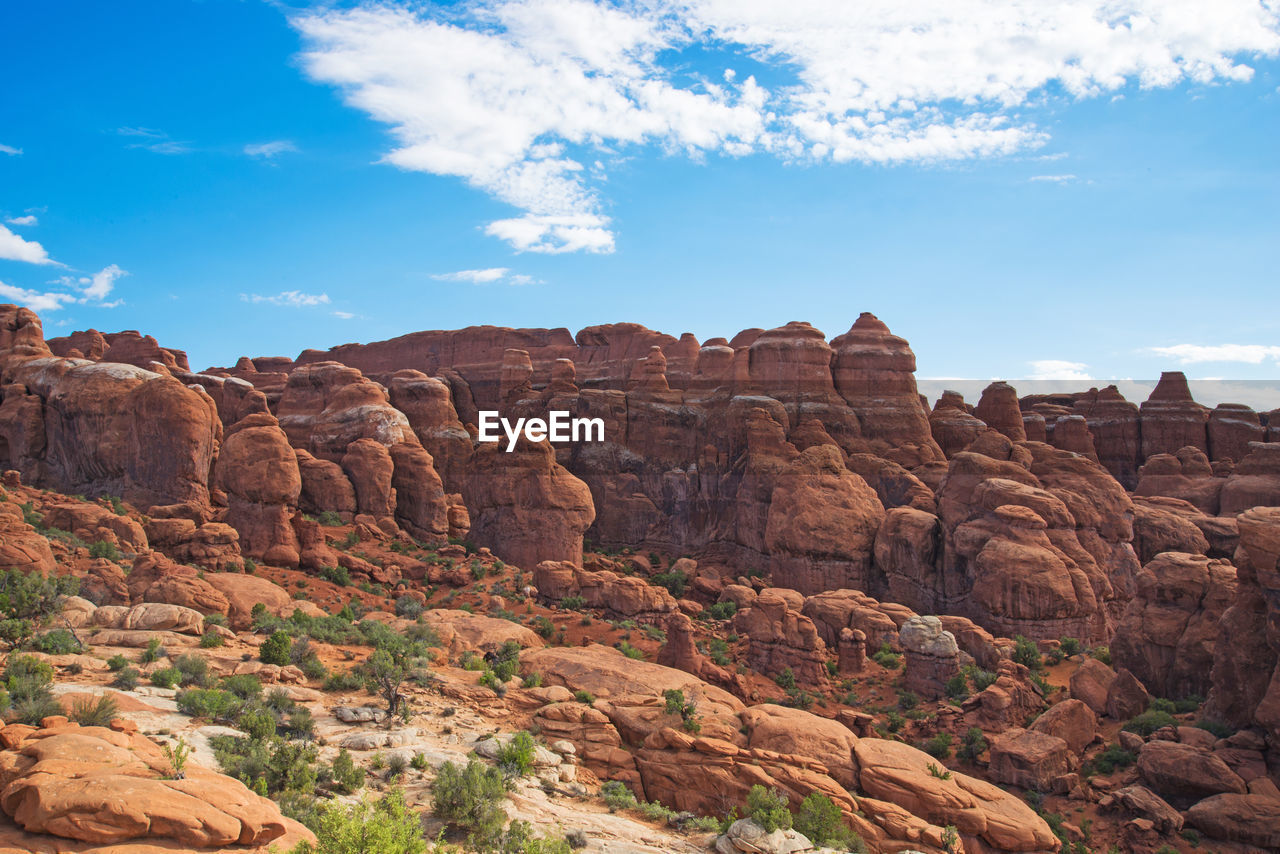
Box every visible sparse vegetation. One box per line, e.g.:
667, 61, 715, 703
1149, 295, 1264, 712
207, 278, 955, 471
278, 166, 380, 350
1012, 635, 1042, 670
69, 693, 119, 726
746, 785, 792, 833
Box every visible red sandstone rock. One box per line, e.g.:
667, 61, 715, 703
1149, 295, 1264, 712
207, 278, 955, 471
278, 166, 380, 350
731, 591, 830, 686
1135, 445, 1223, 514
1220, 441, 1280, 515
1140, 372, 1208, 459
988, 727, 1076, 792
764, 445, 884, 595
974, 381, 1026, 442
1111, 552, 1236, 700
930, 391, 989, 459
214, 412, 301, 567
1028, 698, 1096, 755
1137, 740, 1247, 807
1069, 657, 1117, 715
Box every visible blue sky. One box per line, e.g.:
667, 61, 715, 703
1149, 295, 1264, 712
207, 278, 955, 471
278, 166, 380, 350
2, 0, 1278, 396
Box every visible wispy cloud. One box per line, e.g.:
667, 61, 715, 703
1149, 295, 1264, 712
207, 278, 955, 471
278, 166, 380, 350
5, 215, 37, 226
0, 224, 58, 265
1150, 344, 1280, 365
118, 126, 191, 155
1029, 174, 1078, 184
430, 267, 542, 285
0, 264, 129, 312
294, 1, 1280, 253
0, 144, 21, 156
332, 310, 356, 319
1028, 359, 1092, 381
241, 290, 331, 307
244, 140, 299, 158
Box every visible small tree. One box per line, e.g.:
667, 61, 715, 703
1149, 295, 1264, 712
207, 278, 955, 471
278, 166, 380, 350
260, 630, 292, 666
793, 791, 859, 850
431, 759, 508, 849
291, 789, 427, 854
746, 785, 792, 833
363, 648, 408, 715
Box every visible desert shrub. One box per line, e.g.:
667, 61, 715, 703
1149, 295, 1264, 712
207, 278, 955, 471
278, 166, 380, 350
324, 669, 364, 692
106, 653, 129, 671
601, 780, 639, 811
871, 641, 901, 669
746, 785, 792, 832
957, 727, 988, 763
199, 629, 225, 648
944, 673, 969, 701
221, 673, 264, 700
495, 730, 537, 776
88, 539, 121, 561
260, 630, 293, 666
328, 748, 366, 794
1123, 710, 1177, 737
923, 732, 953, 759
706, 600, 737, 621
32, 627, 80, 655
489, 640, 521, 682
212, 734, 318, 797
708, 638, 731, 667
177, 688, 238, 720
67, 693, 117, 726
1086, 744, 1136, 776
774, 667, 796, 691
897, 690, 920, 710
431, 759, 508, 849
111, 666, 140, 691
617, 641, 645, 660
1012, 635, 1042, 670
1195, 718, 1233, 739
320, 565, 351, 586
794, 791, 860, 850
573, 690, 595, 704
394, 595, 424, 620
150, 666, 182, 689
1089, 645, 1111, 665
1059, 637, 1082, 657
927, 762, 951, 780
650, 569, 687, 598
315, 510, 343, 527
141, 637, 166, 664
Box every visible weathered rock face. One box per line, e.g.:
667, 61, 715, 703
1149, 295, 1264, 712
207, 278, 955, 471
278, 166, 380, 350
1135, 445, 1223, 514
898, 616, 960, 701
1209, 404, 1266, 463
0, 501, 56, 575
386, 369, 472, 491
1, 307, 220, 512
988, 727, 1076, 793
732, 591, 831, 686
1131, 497, 1210, 563
1220, 442, 1280, 516
1070, 385, 1142, 488
214, 412, 301, 567
294, 448, 357, 518
0, 719, 310, 849
1207, 506, 1280, 749
1140, 372, 1208, 460
1111, 552, 1236, 700
829, 313, 942, 466
1069, 657, 1117, 715
1137, 740, 1247, 808
464, 438, 595, 568
974, 382, 1026, 443
930, 391, 988, 458
534, 560, 677, 618
764, 445, 884, 595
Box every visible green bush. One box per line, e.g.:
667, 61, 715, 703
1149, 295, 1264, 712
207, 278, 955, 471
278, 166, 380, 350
794, 791, 860, 850
150, 666, 182, 689
1086, 744, 1136, 776
320, 565, 351, 587
1089, 645, 1111, 665
327, 748, 366, 794
112, 666, 140, 691
495, 731, 537, 776
944, 673, 969, 701
141, 637, 166, 664
316, 511, 343, 527
106, 653, 129, 671
70, 694, 119, 727
212, 733, 318, 797
88, 540, 121, 561
1123, 710, 1177, 737
221, 673, 264, 700
870, 641, 901, 669
897, 690, 920, 710
260, 630, 293, 666
774, 667, 796, 691
177, 688, 239, 720
746, 785, 792, 833
1059, 637, 1081, 657
573, 690, 595, 704
173, 653, 211, 687
393, 595, 424, 619
431, 759, 508, 849
601, 780, 638, 812
1195, 718, 1233, 739
922, 732, 953, 759
1012, 635, 1042, 671
969, 666, 998, 691
200, 630, 225, 648
33, 628, 81, 655
650, 569, 687, 599
324, 669, 365, 692
706, 601, 737, 621
957, 727, 988, 763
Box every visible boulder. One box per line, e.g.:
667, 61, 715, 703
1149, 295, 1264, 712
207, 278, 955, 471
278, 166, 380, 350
1136, 740, 1247, 807
987, 728, 1076, 792
1069, 657, 1116, 715
1104, 668, 1149, 721
898, 616, 960, 701
1185, 793, 1280, 848
1028, 699, 1096, 755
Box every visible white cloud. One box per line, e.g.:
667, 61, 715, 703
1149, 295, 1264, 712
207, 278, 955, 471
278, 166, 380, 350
6, 215, 37, 226
1150, 343, 1280, 364
332, 310, 356, 319
430, 267, 544, 284
0, 144, 21, 156
242, 290, 331, 307
0, 224, 57, 265
82, 264, 127, 301
1028, 359, 1093, 381
244, 140, 299, 158
118, 127, 191, 155
1029, 174, 1078, 183
0, 281, 78, 312
293, 1, 1280, 252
